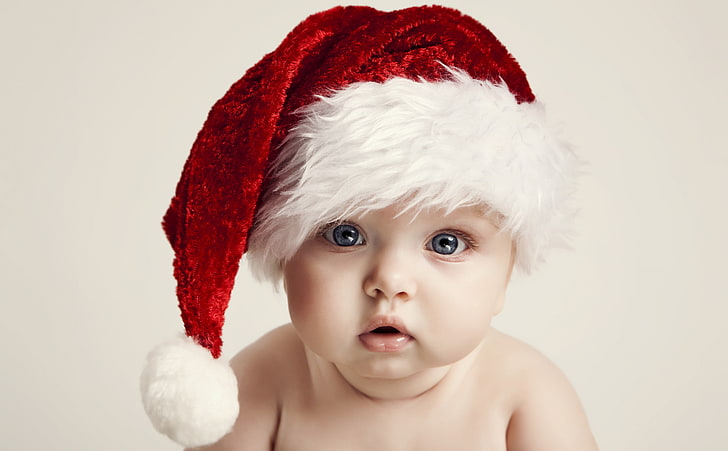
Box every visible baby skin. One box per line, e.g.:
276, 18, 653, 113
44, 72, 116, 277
194, 205, 598, 451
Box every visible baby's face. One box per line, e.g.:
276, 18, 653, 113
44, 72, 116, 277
282, 204, 514, 383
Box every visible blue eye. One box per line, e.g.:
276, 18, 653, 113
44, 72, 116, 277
429, 232, 467, 255
324, 224, 364, 247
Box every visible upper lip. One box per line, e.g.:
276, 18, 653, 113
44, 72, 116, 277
361, 315, 411, 336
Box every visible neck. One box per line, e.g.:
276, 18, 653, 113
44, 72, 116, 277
304, 342, 483, 402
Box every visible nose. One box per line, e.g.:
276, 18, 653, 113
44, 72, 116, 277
363, 247, 417, 303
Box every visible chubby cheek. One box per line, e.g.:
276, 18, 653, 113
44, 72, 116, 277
421, 273, 505, 360
283, 253, 358, 357
285, 269, 326, 343
285, 279, 318, 334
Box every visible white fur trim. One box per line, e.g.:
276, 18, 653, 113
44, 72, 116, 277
248, 68, 578, 282
140, 335, 239, 448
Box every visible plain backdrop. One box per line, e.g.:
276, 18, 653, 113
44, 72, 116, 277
1, 1, 726, 450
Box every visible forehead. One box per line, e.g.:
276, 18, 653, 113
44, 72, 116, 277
351, 204, 503, 235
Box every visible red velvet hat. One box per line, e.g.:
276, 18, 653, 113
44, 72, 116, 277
141, 5, 573, 447
167, 4, 532, 360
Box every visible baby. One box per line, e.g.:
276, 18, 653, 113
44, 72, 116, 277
141, 5, 598, 450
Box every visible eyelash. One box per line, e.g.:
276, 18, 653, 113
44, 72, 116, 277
435, 229, 478, 250
318, 223, 478, 253
428, 229, 479, 257
318, 222, 366, 246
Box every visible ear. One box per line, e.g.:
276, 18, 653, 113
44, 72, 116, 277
505, 241, 517, 284
493, 286, 508, 316
279, 257, 293, 294
493, 241, 517, 316
280, 262, 288, 293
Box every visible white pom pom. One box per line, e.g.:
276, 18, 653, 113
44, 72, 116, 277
140, 335, 239, 448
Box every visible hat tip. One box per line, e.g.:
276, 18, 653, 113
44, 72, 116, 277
140, 335, 239, 447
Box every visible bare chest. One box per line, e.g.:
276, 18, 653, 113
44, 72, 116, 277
272, 394, 510, 451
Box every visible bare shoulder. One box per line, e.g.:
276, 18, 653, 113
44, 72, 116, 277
229, 323, 304, 378
486, 330, 599, 451
191, 324, 303, 451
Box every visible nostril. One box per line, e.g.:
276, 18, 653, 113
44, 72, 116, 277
363, 261, 417, 302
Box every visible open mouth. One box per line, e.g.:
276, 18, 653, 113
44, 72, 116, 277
363, 315, 410, 336
371, 326, 401, 334
359, 319, 412, 352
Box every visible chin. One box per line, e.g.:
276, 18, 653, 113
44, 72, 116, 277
349, 354, 427, 380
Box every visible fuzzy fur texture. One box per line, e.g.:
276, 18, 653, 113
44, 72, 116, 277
140, 335, 239, 448
147, 6, 576, 447
247, 69, 578, 283
158, 4, 537, 359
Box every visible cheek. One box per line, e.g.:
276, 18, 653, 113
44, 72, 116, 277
420, 269, 507, 352
284, 262, 327, 332
429, 268, 506, 316
283, 254, 359, 352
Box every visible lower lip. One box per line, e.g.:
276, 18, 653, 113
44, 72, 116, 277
359, 332, 413, 352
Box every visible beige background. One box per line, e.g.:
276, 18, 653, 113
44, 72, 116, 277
2, 0, 726, 449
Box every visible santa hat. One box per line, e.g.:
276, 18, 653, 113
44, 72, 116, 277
141, 5, 577, 448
